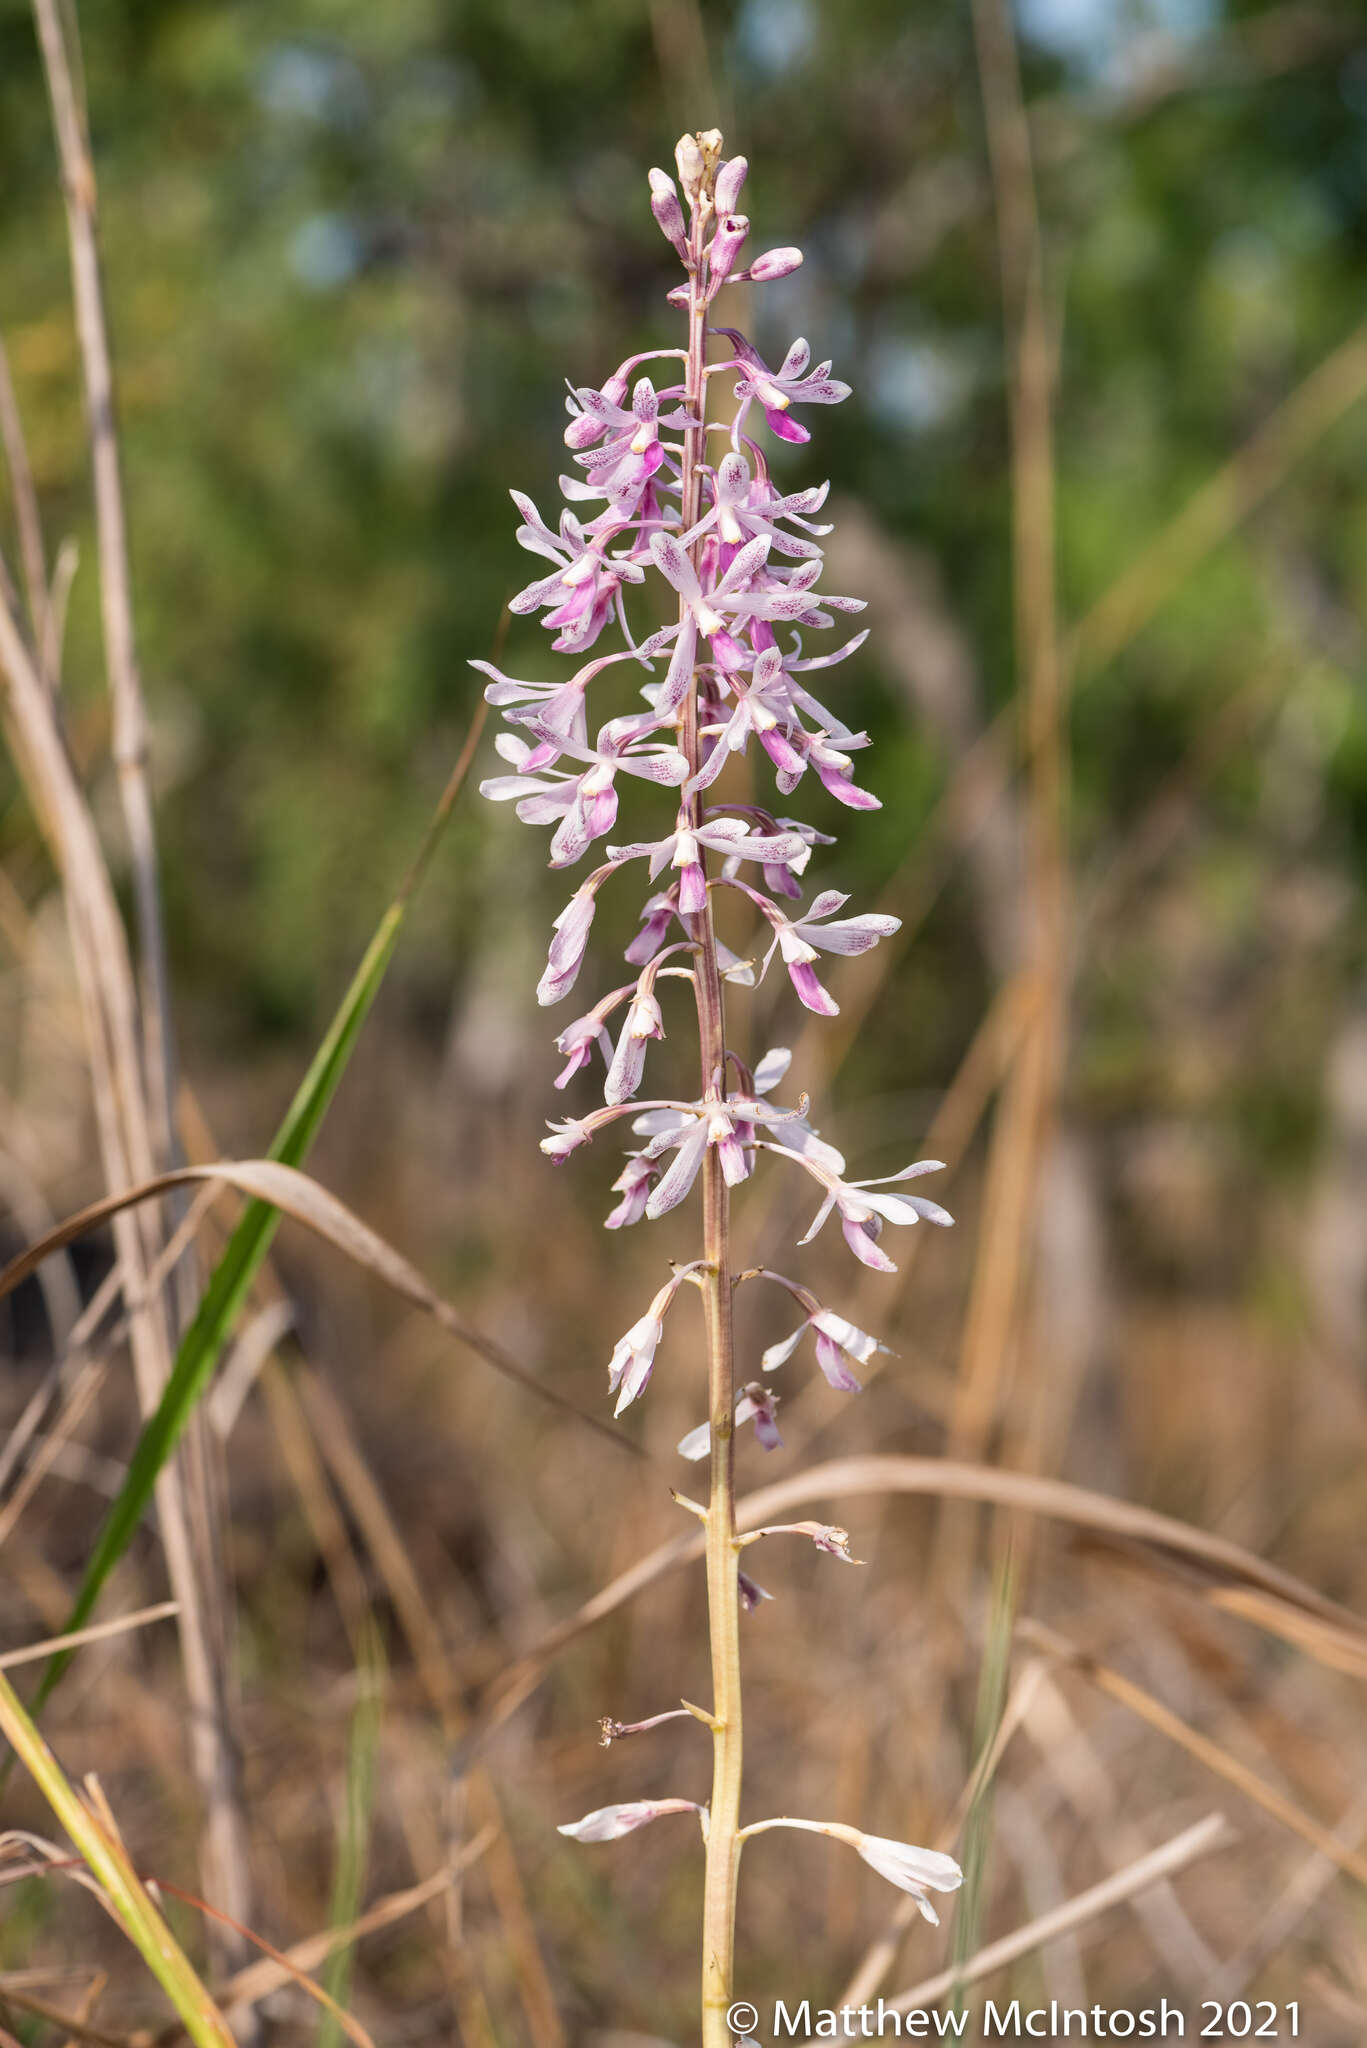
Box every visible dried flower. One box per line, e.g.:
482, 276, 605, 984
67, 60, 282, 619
608, 1270, 692, 1415
737, 1570, 773, 1613
677, 1383, 782, 1461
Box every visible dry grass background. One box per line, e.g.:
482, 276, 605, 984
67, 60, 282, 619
2, 0, 1367, 2042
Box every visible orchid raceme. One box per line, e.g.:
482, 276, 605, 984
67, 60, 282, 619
476, 128, 960, 2044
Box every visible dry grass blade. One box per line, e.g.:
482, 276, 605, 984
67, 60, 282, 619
736, 1459, 1363, 1629
211, 1831, 495, 2013
1022, 1618, 1367, 1892
0, 499, 251, 1977
0, 337, 52, 669
25, 0, 255, 1961
884, 1813, 1231, 2015
837, 1658, 1050, 2013
0, 1600, 179, 1670
1205, 1587, 1367, 1680
470, 1453, 1362, 1757
32, 0, 179, 1171
0, 1154, 644, 1846
140, 1883, 378, 2048
0, 1985, 134, 2048
0, 1159, 642, 1454
0, 1355, 106, 1546
290, 1366, 566, 2048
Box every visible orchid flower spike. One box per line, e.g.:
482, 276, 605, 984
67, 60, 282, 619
482, 135, 959, 2005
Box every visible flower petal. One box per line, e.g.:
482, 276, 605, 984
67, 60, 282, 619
558, 1798, 703, 1842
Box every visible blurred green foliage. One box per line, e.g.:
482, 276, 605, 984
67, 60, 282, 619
0, 0, 1365, 1141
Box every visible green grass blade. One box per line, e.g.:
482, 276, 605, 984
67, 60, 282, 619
950, 1550, 1015, 2024
318, 1621, 385, 2047
30, 709, 486, 1715
0, 1665, 237, 2046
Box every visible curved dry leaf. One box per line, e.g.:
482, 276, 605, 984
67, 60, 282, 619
465, 1453, 1366, 1762
0, 1161, 640, 1458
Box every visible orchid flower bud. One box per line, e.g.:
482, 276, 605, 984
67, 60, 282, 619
713, 153, 748, 216
674, 132, 706, 205
742, 245, 804, 283
648, 168, 689, 259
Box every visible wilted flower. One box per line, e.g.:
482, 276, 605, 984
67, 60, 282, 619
746, 1520, 861, 1564
604, 1153, 657, 1230
852, 1834, 964, 1924
604, 976, 667, 1106
737, 1570, 773, 1613
558, 1798, 705, 1842
739, 1818, 963, 1926
677, 1382, 782, 1461
541, 1117, 595, 1163
537, 870, 614, 1007
608, 1270, 692, 1414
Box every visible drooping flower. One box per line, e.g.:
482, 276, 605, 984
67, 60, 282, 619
607, 1269, 692, 1414
604, 1153, 657, 1230
852, 1834, 964, 1924
737, 1570, 773, 1613
677, 1382, 782, 1461
553, 1002, 615, 1089
761, 1305, 888, 1393
558, 1799, 705, 1842
604, 982, 666, 1106
739, 1819, 962, 1924
536, 868, 618, 1006
540, 1117, 596, 1162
